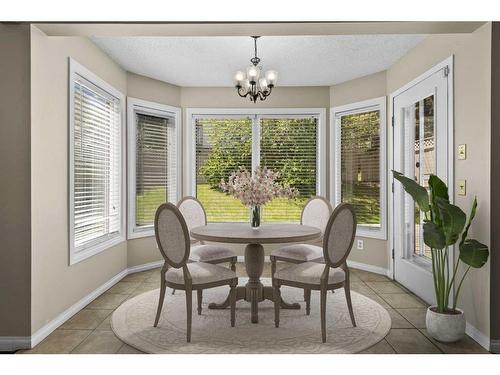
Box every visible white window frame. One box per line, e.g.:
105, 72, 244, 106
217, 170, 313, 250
127, 97, 182, 239
185, 107, 327, 222
330, 96, 387, 240
68, 58, 126, 265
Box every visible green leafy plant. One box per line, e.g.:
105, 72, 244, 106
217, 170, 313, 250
393, 171, 489, 313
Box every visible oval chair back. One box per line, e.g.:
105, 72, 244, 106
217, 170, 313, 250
177, 196, 207, 242
154, 203, 191, 268
301, 196, 333, 235
322, 203, 357, 268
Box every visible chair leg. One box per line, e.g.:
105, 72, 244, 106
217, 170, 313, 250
197, 289, 203, 315
154, 273, 166, 327
344, 283, 356, 327
186, 287, 192, 343
230, 285, 236, 327
320, 287, 327, 343
172, 289, 176, 295
305, 289, 311, 316
273, 284, 281, 328
271, 257, 276, 279
230, 258, 236, 273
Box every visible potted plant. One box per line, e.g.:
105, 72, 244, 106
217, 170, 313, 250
220, 166, 298, 229
392, 171, 489, 342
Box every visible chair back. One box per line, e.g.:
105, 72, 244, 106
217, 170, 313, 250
154, 203, 191, 268
322, 203, 356, 268
301, 196, 333, 234
177, 196, 207, 241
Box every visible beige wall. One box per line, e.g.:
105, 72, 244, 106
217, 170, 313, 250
0, 24, 32, 337
330, 71, 389, 270
386, 23, 492, 337
30, 26, 128, 334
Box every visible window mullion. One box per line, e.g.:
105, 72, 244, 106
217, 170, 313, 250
252, 114, 260, 173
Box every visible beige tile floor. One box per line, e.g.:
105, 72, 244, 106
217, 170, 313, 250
18, 264, 489, 354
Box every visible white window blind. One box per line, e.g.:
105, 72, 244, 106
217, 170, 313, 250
195, 117, 252, 222
337, 108, 382, 228
72, 73, 123, 254
135, 112, 177, 229
260, 117, 317, 221
193, 113, 321, 223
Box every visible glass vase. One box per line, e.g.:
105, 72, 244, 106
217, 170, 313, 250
250, 205, 261, 229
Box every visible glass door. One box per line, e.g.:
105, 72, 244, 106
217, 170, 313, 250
392, 64, 452, 304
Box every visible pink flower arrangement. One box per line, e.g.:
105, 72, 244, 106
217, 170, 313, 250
220, 166, 299, 207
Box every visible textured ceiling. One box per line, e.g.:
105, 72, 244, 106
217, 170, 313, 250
91, 35, 426, 87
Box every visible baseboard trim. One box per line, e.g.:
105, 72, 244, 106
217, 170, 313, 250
465, 322, 490, 351
236, 256, 391, 277
30, 268, 129, 349
347, 260, 391, 278
27, 261, 166, 351
127, 260, 163, 274
0, 336, 31, 352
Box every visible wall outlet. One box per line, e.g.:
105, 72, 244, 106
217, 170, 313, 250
357, 239, 364, 250
458, 144, 467, 160
458, 180, 466, 196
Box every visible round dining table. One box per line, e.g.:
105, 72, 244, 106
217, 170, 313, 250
190, 223, 322, 323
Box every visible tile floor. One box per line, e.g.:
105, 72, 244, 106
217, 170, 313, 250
18, 264, 489, 354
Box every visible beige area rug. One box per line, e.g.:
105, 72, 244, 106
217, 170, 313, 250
111, 278, 391, 354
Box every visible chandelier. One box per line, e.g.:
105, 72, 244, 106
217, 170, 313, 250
233, 36, 278, 103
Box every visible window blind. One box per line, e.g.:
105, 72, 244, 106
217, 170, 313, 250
135, 112, 177, 229
338, 110, 381, 227
73, 75, 122, 251
260, 117, 317, 222
195, 117, 252, 222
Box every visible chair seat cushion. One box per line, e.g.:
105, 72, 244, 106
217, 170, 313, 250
166, 262, 236, 285
271, 244, 323, 262
274, 262, 345, 285
189, 245, 236, 262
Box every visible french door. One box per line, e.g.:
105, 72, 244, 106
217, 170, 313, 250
392, 60, 453, 304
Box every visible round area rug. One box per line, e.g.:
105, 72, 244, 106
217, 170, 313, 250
111, 278, 391, 354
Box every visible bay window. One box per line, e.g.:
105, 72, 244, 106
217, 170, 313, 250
127, 98, 181, 238
331, 97, 387, 240
188, 109, 326, 223
69, 58, 125, 264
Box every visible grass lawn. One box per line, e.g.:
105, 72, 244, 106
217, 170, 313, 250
197, 184, 306, 222
135, 184, 381, 225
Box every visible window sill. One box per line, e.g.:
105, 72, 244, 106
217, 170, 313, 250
70, 235, 125, 265
128, 228, 155, 240
355, 225, 387, 241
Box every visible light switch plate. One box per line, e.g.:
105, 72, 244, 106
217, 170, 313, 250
458, 144, 466, 160
458, 180, 466, 196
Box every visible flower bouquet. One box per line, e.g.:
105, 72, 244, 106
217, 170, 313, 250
220, 166, 298, 228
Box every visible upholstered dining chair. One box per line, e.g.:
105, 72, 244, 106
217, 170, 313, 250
153, 203, 238, 342
270, 196, 332, 277
272, 203, 357, 343
173, 196, 238, 309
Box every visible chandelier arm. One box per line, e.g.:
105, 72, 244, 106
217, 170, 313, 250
236, 86, 249, 98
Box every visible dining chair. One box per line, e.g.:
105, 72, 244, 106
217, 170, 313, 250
270, 196, 332, 278
153, 202, 238, 342
272, 203, 357, 343
174, 196, 237, 309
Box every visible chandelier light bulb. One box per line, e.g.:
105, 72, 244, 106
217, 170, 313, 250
265, 70, 278, 86
259, 78, 269, 92
234, 71, 245, 86
246, 65, 260, 83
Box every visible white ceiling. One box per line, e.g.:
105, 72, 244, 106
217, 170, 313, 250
91, 35, 426, 87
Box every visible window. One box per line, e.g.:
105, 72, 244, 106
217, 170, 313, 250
69, 58, 125, 264
127, 98, 181, 238
188, 109, 326, 223
331, 97, 387, 240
